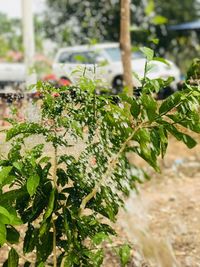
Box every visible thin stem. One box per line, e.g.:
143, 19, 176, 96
6, 242, 35, 264
79, 122, 146, 215
52, 136, 58, 266
52, 219, 57, 267
52, 145, 58, 188
60, 254, 67, 267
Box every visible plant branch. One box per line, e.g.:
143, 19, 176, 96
6, 242, 35, 264
52, 219, 57, 267
52, 145, 58, 188
79, 122, 146, 215
52, 129, 58, 267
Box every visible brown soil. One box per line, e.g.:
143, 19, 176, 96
116, 136, 200, 267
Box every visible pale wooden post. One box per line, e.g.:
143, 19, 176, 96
21, 0, 37, 89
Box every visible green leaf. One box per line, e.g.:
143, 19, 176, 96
159, 91, 182, 115
140, 47, 154, 61
6, 226, 20, 244
167, 113, 200, 133
23, 225, 37, 253
145, 0, 154, 15
153, 57, 170, 66
92, 232, 109, 245
36, 232, 53, 262
130, 99, 140, 119
0, 166, 13, 186
151, 15, 168, 25
27, 174, 40, 196
118, 244, 131, 267
0, 188, 27, 206
166, 124, 197, 148
6, 122, 46, 141
0, 222, 6, 245
158, 126, 168, 158
13, 161, 23, 172
150, 38, 159, 44
141, 94, 157, 122
0, 214, 10, 224
57, 168, 68, 187
8, 248, 19, 267
43, 189, 55, 220
0, 206, 12, 223
36, 262, 45, 267
0, 206, 22, 225
85, 249, 104, 267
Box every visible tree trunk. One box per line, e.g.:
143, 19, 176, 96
120, 0, 133, 97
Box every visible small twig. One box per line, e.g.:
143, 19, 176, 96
79, 122, 146, 215
6, 242, 35, 264
52, 219, 57, 267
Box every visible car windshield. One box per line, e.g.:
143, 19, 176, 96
105, 47, 121, 62
105, 47, 144, 62
132, 51, 144, 59
59, 51, 99, 64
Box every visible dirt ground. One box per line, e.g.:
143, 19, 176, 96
0, 125, 200, 266
116, 135, 200, 267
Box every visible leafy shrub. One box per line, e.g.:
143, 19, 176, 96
186, 58, 200, 85
0, 54, 200, 266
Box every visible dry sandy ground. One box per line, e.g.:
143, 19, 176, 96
116, 136, 200, 267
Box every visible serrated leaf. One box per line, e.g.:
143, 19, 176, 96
27, 174, 40, 196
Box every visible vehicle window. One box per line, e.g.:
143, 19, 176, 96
105, 47, 121, 62
132, 52, 144, 59
104, 47, 144, 62
59, 51, 99, 64
58, 52, 70, 63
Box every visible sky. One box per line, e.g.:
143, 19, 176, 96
0, 0, 46, 18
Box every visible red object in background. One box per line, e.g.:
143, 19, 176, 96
43, 73, 57, 82
51, 92, 60, 97
43, 74, 71, 87
58, 78, 71, 86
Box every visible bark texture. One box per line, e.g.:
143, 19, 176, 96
120, 0, 133, 96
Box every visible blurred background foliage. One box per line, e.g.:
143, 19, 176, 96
0, 0, 199, 73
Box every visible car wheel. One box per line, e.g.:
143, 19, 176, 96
112, 76, 124, 94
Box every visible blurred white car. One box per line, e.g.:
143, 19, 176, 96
0, 63, 25, 88
53, 43, 181, 93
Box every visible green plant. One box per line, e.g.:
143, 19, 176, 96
0, 51, 200, 266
